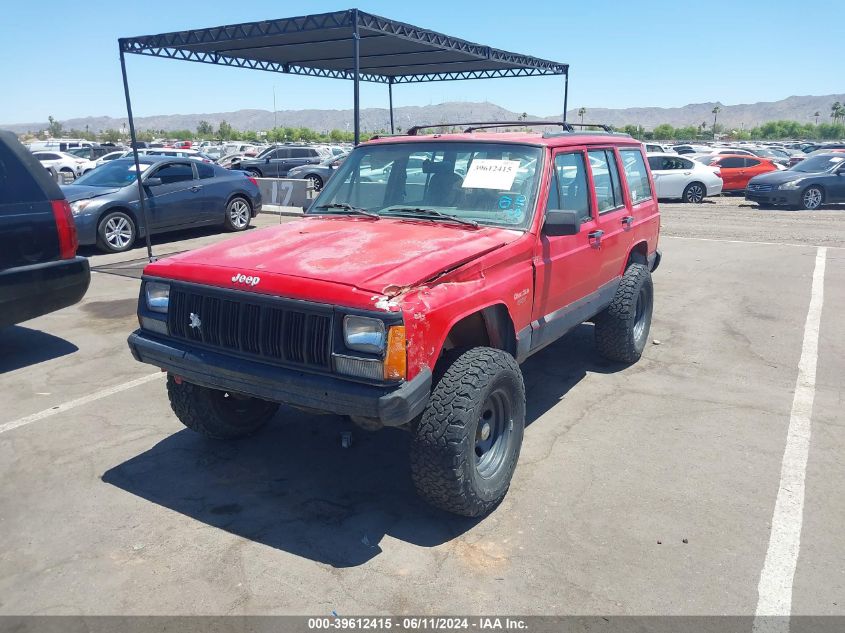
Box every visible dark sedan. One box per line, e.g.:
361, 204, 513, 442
745, 154, 845, 210
286, 152, 348, 192
61, 157, 262, 253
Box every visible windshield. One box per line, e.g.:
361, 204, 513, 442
312, 142, 543, 230
73, 159, 147, 187
790, 155, 844, 173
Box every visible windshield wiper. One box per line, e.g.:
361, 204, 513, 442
382, 207, 479, 228
313, 203, 380, 219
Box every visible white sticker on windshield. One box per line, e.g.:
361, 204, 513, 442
129, 164, 150, 172
461, 159, 520, 190
831, 157, 844, 163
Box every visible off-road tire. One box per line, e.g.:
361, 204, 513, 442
410, 347, 526, 517
594, 263, 653, 363
167, 376, 279, 439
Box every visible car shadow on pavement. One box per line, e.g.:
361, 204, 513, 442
0, 325, 79, 373
77, 224, 259, 260
102, 323, 624, 568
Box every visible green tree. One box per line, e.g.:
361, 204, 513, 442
652, 124, 675, 140
196, 120, 214, 137
711, 105, 722, 138
217, 120, 234, 140
831, 102, 845, 125
577, 107, 586, 125
101, 129, 122, 143
813, 111, 821, 125
47, 115, 63, 138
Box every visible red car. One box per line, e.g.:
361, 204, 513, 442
128, 124, 661, 516
703, 154, 779, 191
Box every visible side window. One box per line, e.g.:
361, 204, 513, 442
745, 158, 760, 167
720, 157, 744, 169
152, 162, 194, 184
196, 162, 215, 179
647, 156, 662, 171
680, 158, 695, 170
551, 151, 591, 222
290, 148, 309, 158
588, 149, 624, 214
619, 148, 653, 204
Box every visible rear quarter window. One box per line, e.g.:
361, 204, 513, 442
196, 162, 215, 179
619, 149, 652, 204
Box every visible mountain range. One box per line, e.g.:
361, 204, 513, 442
3, 94, 844, 135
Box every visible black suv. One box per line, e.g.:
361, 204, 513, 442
233, 145, 325, 178
0, 130, 90, 329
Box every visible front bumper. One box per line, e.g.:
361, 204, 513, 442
0, 256, 90, 328
745, 190, 800, 207
127, 330, 432, 426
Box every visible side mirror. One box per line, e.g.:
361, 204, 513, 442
265, 157, 271, 163
144, 177, 162, 187
543, 209, 581, 236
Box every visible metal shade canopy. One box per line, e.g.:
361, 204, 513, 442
117, 8, 569, 260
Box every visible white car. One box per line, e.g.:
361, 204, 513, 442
119, 148, 214, 163
95, 150, 127, 167
32, 151, 96, 180
643, 142, 675, 154
647, 152, 722, 203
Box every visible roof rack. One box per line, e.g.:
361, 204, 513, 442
405, 121, 618, 135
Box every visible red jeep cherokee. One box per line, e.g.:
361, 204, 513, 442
128, 125, 661, 517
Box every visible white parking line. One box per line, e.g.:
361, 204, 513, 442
0, 372, 165, 436
663, 235, 844, 250
754, 247, 827, 632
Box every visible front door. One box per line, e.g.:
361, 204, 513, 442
717, 157, 745, 191
142, 161, 200, 229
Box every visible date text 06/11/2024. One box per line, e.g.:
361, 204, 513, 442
307, 617, 528, 630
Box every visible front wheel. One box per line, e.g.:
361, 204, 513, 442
410, 348, 526, 517
96, 211, 137, 253
799, 186, 824, 210
167, 376, 279, 439
594, 262, 653, 363
224, 197, 252, 231
682, 182, 705, 204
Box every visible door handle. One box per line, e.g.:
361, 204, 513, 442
587, 229, 604, 247
621, 216, 634, 230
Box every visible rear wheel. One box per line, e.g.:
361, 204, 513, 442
410, 347, 526, 517
246, 168, 262, 178
594, 263, 653, 363
305, 175, 323, 192
167, 376, 279, 439
224, 197, 252, 231
682, 182, 705, 203
96, 211, 136, 253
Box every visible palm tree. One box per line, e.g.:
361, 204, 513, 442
831, 102, 845, 125
711, 105, 722, 139
813, 111, 821, 125
578, 107, 586, 125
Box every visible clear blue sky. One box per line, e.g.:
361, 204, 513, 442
1, 0, 842, 125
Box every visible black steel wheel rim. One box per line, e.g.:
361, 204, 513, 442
633, 286, 649, 341
474, 387, 514, 479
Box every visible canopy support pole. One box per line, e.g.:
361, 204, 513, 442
388, 78, 395, 134
563, 70, 569, 123
352, 10, 361, 145
118, 44, 155, 262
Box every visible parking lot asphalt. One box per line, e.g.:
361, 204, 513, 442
0, 202, 842, 616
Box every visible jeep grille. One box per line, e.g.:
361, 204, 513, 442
167, 286, 332, 369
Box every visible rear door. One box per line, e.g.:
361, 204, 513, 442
717, 157, 745, 190
143, 161, 200, 228
587, 147, 635, 285
649, 155, 687, 199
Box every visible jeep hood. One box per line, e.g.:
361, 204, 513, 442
147, 216, 521, 294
